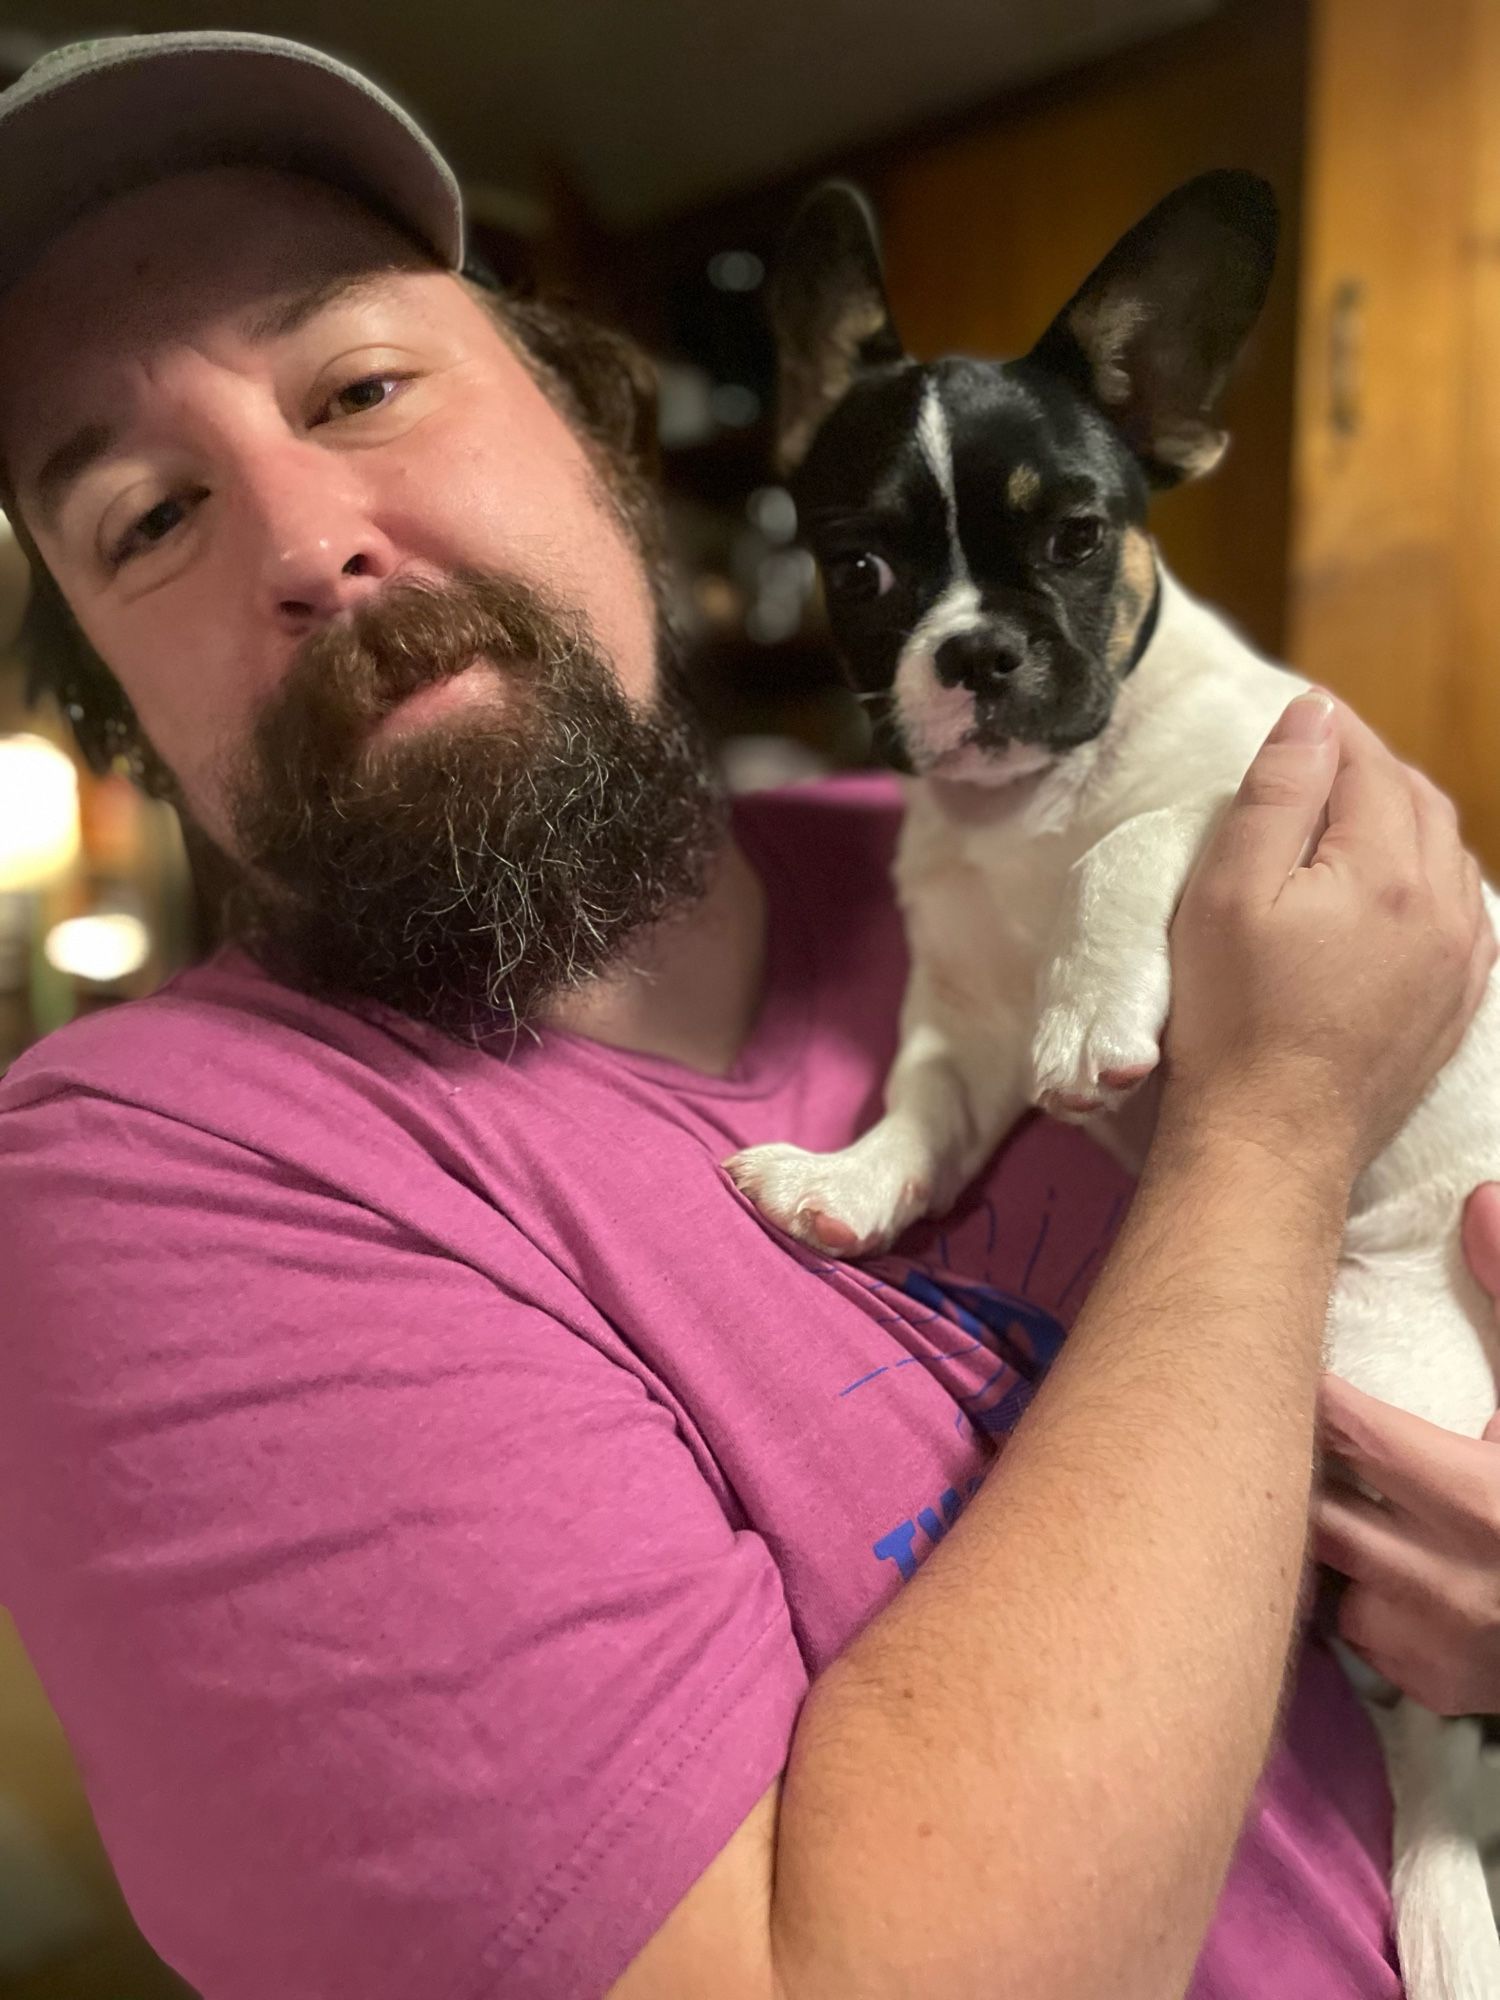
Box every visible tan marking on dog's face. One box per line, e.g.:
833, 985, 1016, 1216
1007, 464, 1041, 509
1106, 525, 1158, 673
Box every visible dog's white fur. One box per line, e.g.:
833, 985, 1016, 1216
729, 564, 1500, 1995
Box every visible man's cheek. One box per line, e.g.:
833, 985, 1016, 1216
120, 661, 249, 841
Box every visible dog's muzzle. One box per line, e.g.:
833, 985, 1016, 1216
933, 627, 1027, 695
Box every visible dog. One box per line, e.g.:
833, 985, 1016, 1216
726, 171, 1500, 1998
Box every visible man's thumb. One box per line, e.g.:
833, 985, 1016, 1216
1209, 692, 1339, 894
1266, 690, 1337, 749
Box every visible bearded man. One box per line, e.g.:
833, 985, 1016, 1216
1, 33, 1498, 2000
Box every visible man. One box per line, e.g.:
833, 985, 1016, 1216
0, 32, 1496, 2000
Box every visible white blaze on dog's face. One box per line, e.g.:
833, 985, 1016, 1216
768, 174, 1279, 782
889, 386, 1067, 786
892, 386, 979, 770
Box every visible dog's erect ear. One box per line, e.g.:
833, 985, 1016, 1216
769, 182, 905, 475
1029, 170, 1279, 487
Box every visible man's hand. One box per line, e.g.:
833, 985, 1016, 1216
1168, 696, 1494, 1182
1315, 1185, 1500, 1714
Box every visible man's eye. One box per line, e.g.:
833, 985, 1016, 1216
823, 552, 896, 603
322, 373, 409, 421
108, 492, 199, 569
1046, 516, 1107, 567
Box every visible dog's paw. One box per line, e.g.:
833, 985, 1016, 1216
1030, 967, 1165, 1124
724, 1139, 932, 1258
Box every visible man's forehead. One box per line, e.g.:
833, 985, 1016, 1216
0, 168, 445, 502
2, 165, 429, 353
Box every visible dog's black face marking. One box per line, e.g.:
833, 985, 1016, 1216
771, 173, 1278, 779
794, 355, 1154, 768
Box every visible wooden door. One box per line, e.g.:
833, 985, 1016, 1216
1286, 0, 1500, 871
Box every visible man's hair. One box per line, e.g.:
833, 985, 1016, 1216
10, 272, 672, 795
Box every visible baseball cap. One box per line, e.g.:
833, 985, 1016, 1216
0, 30, 466, 304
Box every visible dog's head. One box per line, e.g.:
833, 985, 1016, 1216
771, 171, 1278, 782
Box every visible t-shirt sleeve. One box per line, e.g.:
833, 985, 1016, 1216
0, 1086, 808, 2000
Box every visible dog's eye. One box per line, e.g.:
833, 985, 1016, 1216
823, 552, 895, 602
1046, 516, 1107, 567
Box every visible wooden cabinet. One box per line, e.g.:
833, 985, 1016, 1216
1288, 0, 1498, 867
868, 0, 1500, 869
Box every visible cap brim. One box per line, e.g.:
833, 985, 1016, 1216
0, 32, 464, 302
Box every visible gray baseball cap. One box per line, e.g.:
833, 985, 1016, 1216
0, 30, 465, 303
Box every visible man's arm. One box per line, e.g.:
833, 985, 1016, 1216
619, 1115, 1346, 2000
613, 693, 1496, 2000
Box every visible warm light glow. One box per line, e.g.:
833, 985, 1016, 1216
0, 734, 80, 891
43, 913, 151, 984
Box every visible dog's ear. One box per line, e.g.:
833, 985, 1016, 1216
1029, 170, 1278, 487
769, 181, 905, 475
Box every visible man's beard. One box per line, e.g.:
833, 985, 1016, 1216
220, 569, 725, 1040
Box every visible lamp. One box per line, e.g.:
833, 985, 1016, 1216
43, 911, 150, 985
0, 733, 79, 891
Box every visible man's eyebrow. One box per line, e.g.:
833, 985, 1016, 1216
236, 269, 398, 346
27, 272, 401, 532
30, 421, 118, 535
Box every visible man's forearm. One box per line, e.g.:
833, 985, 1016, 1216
769, 1104, 1349, 2000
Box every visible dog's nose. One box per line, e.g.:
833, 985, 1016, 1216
933, 630, 1024, 691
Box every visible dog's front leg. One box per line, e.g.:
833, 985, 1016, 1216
727, 954, 1031, 1259
1030, 799, 1225, 1122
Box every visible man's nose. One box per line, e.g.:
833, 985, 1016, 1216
242, 443, 402, 634
933, 628, 1025, 693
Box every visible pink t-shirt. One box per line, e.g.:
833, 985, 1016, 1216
0, 775, 1398, 1999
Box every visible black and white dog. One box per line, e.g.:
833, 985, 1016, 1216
727, 172, 1500, 1998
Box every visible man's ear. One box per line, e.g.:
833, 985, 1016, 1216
769, 181, 905, 475
501, 294, 662, 472
1028, 169, 1279, 487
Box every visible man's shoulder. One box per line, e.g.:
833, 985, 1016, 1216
0, 947, 450, 1148
0, 769, 910, 1177
0, 952, 538, 1298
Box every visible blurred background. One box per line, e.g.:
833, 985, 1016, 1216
1, 0, 1499, 1991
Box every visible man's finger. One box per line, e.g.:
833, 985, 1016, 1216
1408, 766, 1463, 887
1462, 1184, 1500, 1305
1313, 1487, 1430, 1597
1462, 859, 1497, 1010
1334, 1587, 1466, 1714
1317, 1526, 1476, 1710
1335, 1583, 1408, 1678
1198, 692, 1337, 899
1312, 702, 1418, 880
1318, 1373, 1492, 1528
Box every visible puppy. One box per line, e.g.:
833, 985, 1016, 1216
727, 172, 1500, 1998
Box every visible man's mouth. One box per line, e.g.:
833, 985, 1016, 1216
367, 656, 504, 745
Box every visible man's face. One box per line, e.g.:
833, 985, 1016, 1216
0, 166, 661, 841
0, 166, 723, 1033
